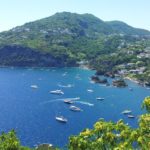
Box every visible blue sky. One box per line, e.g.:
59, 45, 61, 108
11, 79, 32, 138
0, 0, 150, 32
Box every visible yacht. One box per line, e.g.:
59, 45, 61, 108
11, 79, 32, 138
122, 110, 132, 114
50, 90, 64, 95
55, 116, 67, 123
64, 99, 74, 104
87, 89, 93, 93
96, 97, 105, 100
127, 115, 135, 118
30, 85, 38, 89
70, 105, 81, 111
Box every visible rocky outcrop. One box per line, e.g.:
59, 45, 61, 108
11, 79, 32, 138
112, 79, 127, 87
91, 75, 108, 84
145, 82, 150, 87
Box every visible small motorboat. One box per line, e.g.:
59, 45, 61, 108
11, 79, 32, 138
127, 115, 135, 118
30, 85, 38, 89
64, 99, 74, 104
70, 105, 81, 111
87, 89, 93, 93
50, 90, 64, 95
35, 143, 53, 149
129, 88, 133, 91
121, 110, 132, 114
62, 72, 68, 76
55, 116, 67, 123
75, 74, 81, 80
96, 97, 105, 100
58, 84, 73, 88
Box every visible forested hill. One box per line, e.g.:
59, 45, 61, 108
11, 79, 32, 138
0, 12, 150, 67
106, 21, 150, 35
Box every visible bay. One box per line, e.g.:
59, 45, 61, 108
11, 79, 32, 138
0, 67, 149, 148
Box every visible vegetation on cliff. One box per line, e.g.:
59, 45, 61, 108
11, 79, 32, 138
0, 12, 150, 84
0, 12, 150, 67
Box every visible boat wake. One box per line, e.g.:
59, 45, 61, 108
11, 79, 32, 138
39, 97, 80, 105
75, 101, 94, 106
61, 97, 80, 101
39, 99, 63, 105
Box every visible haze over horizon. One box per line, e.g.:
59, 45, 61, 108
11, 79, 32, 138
0, 0, 150, 32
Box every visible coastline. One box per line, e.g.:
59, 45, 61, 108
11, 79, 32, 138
0, 64, 149, 88
78, 64, 93, 70
124, 76, 140, 84
123, 76, 150, 88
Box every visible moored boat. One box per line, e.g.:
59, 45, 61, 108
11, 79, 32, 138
96, 97, 105, 100
127, 115, 135, 118
70, 105, 81, 111
30, 85, 38, 89
58, 84, 74, 88
87, 89, 93, 93
35, 143, 53, 149
55, 116, 67, 123
64, 99, 74, 104
121, 110, 132, 114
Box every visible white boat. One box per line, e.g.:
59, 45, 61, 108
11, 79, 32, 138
70, 105, 81, 111
55, 116, 67, 123
62, 72, 68, 76
87, 89, 93, 93
30, 85, 38, 89
50, 90, 64, 95
129, 88, 133, 91
58, 84, 73, 88
64, 99, 74, 104
127, 115, 135, 118
122, 110, 132, 114
75, 74, 81, 80
35, 143, 53, 149
96, 97, 105, 100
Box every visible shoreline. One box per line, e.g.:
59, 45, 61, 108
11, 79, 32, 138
123, 76, 150, 88
78, 64, 93, 70
124, 76, 140, 84
0, 65, 149, 88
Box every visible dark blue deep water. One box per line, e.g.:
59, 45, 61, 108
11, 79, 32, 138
0, 67, 149, 148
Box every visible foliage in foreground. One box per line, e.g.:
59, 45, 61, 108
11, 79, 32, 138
0, 130, 30, 150
0, 97, 149, 150
69, 97, 150, 150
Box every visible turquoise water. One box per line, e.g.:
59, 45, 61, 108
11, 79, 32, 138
0, 67, 149, 148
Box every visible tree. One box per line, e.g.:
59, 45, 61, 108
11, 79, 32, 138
0, 130, 30, 150
68, 97, 150, 150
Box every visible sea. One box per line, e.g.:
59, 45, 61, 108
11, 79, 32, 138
0, 67, 149, 148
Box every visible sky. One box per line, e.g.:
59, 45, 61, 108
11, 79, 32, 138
0, 0, 150, 32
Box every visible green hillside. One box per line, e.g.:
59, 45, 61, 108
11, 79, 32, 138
0, 12, 150, 67
0, 12, 150, 84
106, 20, 150, 35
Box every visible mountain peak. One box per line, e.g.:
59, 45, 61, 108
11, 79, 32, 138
0, 12, 150, 52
